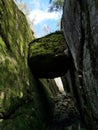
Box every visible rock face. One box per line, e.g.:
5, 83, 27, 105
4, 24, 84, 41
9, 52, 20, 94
1, 0, 98, 129
62, 0, 98, 129
0, 0, 32, 116
50, 93, 80, 129
0, 1, 58, 129
28, 31, 71, 78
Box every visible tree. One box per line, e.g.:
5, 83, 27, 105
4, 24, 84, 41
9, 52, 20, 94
49, 0, 64, 11
14, 0, 30, 15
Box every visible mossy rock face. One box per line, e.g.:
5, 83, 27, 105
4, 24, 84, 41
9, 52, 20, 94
28, 31, 71, 78
0, 0, 34, 113
0, 0, 56, 129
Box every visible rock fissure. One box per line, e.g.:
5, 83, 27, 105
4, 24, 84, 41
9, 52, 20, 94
0, 0, 98, 129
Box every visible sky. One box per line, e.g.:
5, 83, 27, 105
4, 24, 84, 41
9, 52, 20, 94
16, 0, 62, 37
15, 0, 64, 91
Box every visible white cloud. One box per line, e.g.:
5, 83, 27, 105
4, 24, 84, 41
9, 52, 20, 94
27, 9, 60, 25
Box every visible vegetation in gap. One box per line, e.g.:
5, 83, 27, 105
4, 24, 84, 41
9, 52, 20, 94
49, 0, 64, 11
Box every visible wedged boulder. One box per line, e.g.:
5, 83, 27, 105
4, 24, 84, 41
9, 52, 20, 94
28, 31, 71, 78
0, 0, 59, 129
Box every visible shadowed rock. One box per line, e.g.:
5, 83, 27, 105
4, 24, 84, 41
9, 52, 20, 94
28, 31, 71, 78
47, 93, 80, 130
62, 0, 98, 129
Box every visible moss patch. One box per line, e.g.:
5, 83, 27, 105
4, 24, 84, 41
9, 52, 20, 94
29, 31, 67, 57
0, 0, 34, 114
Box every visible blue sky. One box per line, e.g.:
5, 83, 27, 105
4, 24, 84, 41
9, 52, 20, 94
14, 0, 64, 88
15, 0, 62, 37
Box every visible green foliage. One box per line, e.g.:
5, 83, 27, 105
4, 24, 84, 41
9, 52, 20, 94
49, 0, 64, 11
16, 1, 30, 15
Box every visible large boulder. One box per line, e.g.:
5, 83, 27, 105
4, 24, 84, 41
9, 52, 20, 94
62, 0, 98, 129
28, 31, 71, 78
0, 0, 58, 129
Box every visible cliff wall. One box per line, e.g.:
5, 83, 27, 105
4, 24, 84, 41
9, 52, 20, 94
0, 1, 58, 129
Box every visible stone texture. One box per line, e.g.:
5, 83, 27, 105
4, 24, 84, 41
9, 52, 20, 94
0, 0, 33, 116
28, 31, 71, 78
83, 0, 98, 118
61, 0, 82, 71
47, 93, 80, 130
62, 0, 98, 129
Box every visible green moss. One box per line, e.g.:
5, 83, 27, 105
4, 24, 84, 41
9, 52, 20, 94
29, 31, 67, 57
0, 103, 43, 130
0, 77, 56, 130
0, 0, 34, 113
0, 0, 33, 58
0, 0, 58, 129
0, 37, 7, 54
